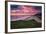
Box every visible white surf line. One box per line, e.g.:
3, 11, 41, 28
11, 16, 31, 21
24, 16, 42, 23
11, 15, 41, 23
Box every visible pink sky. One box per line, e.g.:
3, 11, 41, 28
11, 5, 39, 16
10, 5, 41, 21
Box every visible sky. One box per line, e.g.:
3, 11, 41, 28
10, 5, 42, 21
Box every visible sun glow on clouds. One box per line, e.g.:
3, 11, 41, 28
11, 5, 39, 16
10, 5, 41, 21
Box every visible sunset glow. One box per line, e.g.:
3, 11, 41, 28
11, 5, 39, 16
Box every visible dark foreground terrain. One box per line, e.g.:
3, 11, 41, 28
11, 19, 41, 29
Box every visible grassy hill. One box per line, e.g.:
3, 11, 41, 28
11, 19, 41, 29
